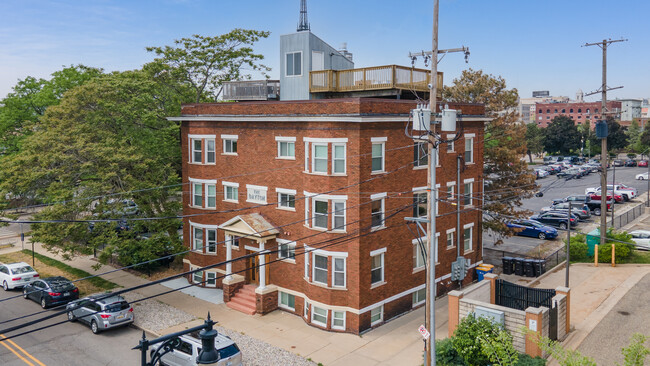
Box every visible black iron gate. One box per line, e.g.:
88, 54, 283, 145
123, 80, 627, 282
549, 305, 558, 341
494, 279, 556, 310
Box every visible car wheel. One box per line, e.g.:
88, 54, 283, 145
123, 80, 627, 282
639, 177, 645, 180
23, 288, 28, 299
538, 232, 546, 240
2, 281, 8, 291
594, 208, 601, 216
623, 194, 629, 202
41, 297, 47, 309
91, 320, 100, 334
67, 311, 76, 322
559, 222, 568, 230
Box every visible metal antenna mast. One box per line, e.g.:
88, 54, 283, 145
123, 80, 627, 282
583, 38, 627, 261
297, 0, 310, 32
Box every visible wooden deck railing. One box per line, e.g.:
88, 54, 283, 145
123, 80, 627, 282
310, 65, 442, 94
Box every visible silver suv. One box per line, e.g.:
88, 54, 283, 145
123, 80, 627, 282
66, 293, 134, 334
150, 331, 242, 366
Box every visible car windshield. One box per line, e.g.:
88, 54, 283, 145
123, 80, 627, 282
105, 301, 130, 313
218, 344, 240, 359
50, 281, 75, 291
11, 266, 35, 275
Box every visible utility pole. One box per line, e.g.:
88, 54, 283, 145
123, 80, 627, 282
583, 38, 627, 255
566, 202, 571, 287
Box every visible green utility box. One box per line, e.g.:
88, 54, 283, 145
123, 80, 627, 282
586, 228, 601, 256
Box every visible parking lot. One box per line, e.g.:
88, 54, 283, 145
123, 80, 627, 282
483, 164, 650, 265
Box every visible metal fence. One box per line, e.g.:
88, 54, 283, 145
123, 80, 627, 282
495, 279, 556, 310
609, 201, 646, 229
484, 246, 566, 274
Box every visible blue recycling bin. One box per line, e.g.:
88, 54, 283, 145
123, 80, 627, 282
476, 267, 488, 281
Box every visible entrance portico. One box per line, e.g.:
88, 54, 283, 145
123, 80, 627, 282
219, 213, 279, 293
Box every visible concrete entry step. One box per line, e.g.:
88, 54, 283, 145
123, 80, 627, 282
226, 284, 257, 315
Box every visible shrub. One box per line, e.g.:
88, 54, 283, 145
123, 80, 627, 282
568, 234, 588, 261
452, 314, 518, 366
597, 242, 634, 263
515, 353, 546, 366
436, 338, 465, 365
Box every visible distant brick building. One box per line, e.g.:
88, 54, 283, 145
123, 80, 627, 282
172, 98, 487, 333
535, 101, 621, 127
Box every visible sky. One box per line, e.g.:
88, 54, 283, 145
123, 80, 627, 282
1, 0, 649, 102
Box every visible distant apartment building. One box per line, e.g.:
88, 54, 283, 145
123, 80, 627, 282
618, 99, 643, 124
535, 101, 622, 128
517, 93, 569, 124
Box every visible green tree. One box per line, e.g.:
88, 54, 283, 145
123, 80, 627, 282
589, 117, 628, 154
626, 119, 643, 153
0, 70, 186, 264
452, 313, 519, 366
525, 123, 544, 162
0, 65, 103, 156
543, 115, 581, 155
443, 69, 537, 237
146, 29, 271, 103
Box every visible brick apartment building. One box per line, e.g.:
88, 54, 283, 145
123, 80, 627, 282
535, 100, 621, 127
172, 98, 487, 334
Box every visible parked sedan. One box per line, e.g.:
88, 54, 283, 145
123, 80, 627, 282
0, 262, 39, 290
534, 169, 549, 179
639, 160, 648, 168
530, 212, 579, 230
23, 276, 79, 309
506, 220, 558, 240
67, 294, 134, 334
636, 172, 648, 180
629, 230, 650, 250
540, 204, 590, 220
612, 159, 624, 167
552, 195, 592, 205
625, 159, 638, 167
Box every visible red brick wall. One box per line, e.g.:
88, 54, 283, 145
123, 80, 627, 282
535, 101, 622, 127
180, 98, 485, 333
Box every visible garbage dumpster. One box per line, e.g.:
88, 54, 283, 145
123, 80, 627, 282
514, 258, 525, 276
502, 257, 514, 275
533, 259, 546, 276
524, 259, 535, 277
586, 228, 600, 256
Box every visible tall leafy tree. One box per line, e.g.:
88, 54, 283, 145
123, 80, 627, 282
0, 70, 190, 266
543, 115, 581, 155
525, 123, 544, 162
146, 29, 271, 103
626, 119, 643, 153
0, 65, 103, 156
588, 117, 628, 154
443, 69, 537, 236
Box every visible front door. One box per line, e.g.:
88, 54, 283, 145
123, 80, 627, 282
247, 251, 258, 284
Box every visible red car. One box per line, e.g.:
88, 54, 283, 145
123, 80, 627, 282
639, 160, 648, 167
589, 192, 623, 203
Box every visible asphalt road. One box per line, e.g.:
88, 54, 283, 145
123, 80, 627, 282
0, 288, 143, 366
577, 272, 650, 365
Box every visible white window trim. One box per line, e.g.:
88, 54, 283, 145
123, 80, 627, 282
311, 305, 328, 327
445, 134, 455, 152
303, 137, 349, 143
275, 136, 296, 142
276, 189, 297, 211
285, 51, 303, 77
222, 181, 239, 203
463, 225, 473, 253
205, 138, 216, 165
371, 137, 388, 142
331, 200, 346, 232
206, 272, 217, 287
412, 288, 426, 307
190, 138, 202, 164
331, 311, 346, 330
463, 178, 475, 184
192, 226, 203, 252
222, 134, 238, 155
332, 257, 346, 289
370, 305, 384, 326
463, 181, 474, 207
412, 238, 426, 272
276, 138, 296, 160
370, 247, 387, 256
192, 183, 203, 208
465, 136, 474, 164
371, 197, 385, 230
311, 143, 329, 175
371, 141, 386, 173
370, 251, 385, 288
312, 198, 329, 230
332, 143, 347, 175
277, 239, 296, 263
205, 183, 217, 209
312, 253, 329, 286
206, 228, 217, 254
278, 291, 296, 311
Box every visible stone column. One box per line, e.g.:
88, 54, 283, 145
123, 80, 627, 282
447, 290, 464, 337
225, 235, 233, 281
258, 240, 266, 290
556, 286, 571, 335
485, 273, 498, 304
525, 307, 545, 358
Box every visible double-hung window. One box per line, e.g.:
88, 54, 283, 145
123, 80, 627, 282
333, 257, 346, 287
311, 306, 327, 327
206, 272, 217, 287
192, 270, 203, 284
332, 201, 345, 230
278, 240, 296, 260
371, 138, 386, 173
447, 230, 455, 248
370, 249, 385, 285
313, 254, 328, 285
312, 144, 328, 173
414, 142, 428, 167
276, 136, 296, 159
193, 227, 203, 251
206, 229, 217, 254
279, 292, 295, 310
223, 182, 239, 203
447, 183, 455, 208
370, 306, 383, 325
412, 288, 426, 306
333, 144, 346, 174
463, 180, 473, 206
464, 224, 473, 252
313, 199, 328, 229
286, 51, 302, 76
277, 188, 296, 210
225, 234, 239, 249
413, 191, 427, 218
205, 139, 215, 163
222, 135, 238, 154
413, 239, 425, 270
446, 135, 455, 152
192, 139, 202, 163
464, 135, 474, 163
332, 311, 345, 330
206, 184, 216, 209
371, 193, 386, 229
193, 183, 202, 207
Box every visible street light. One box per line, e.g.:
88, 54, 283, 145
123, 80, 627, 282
134, 313, 220, 366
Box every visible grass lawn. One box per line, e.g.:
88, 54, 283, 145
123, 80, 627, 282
622, 250, 650, 264
0, 250, 118, 296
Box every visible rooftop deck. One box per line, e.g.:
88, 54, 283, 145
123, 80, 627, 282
310, 65, 442, 95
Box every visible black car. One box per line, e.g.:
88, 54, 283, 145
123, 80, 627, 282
23, 276, 79, 309
613, 159, 624, 167
625, 159, 637, 167
530, 212, 579, 230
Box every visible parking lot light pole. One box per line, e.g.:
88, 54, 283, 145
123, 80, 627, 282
566, 202, 571, 287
